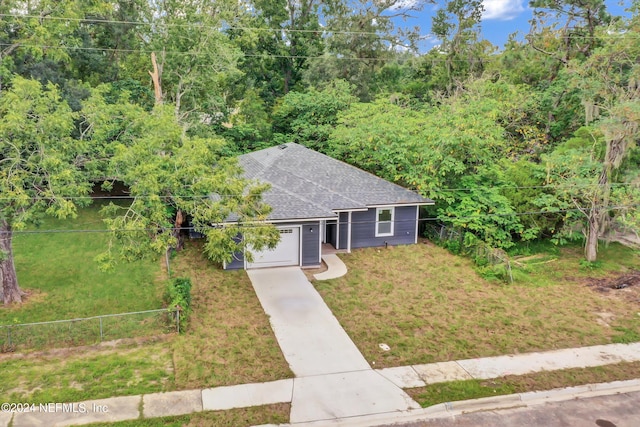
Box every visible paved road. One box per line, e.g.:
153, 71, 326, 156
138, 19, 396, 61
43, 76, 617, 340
385, 391, 640, 427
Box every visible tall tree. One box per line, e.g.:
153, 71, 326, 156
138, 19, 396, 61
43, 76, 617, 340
566, 11, 640, 260
305, 0, 426, 101
229, 0, 325, 102
428, 0, 489, 93
329, 79, 534, 248
529, 0, 610, 70
271, 79, 356, 152
0, 76, 90, 304
0, 0, 113, 106
144, 0, 243, 130
83, 93, 280, 269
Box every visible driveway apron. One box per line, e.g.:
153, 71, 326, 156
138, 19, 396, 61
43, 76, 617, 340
247, 267, 420, 423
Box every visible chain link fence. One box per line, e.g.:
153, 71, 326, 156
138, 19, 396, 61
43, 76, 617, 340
424, 223, 514, 283
0, 308, 180, 352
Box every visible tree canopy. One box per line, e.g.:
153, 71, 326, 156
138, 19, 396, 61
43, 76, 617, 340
2, 0, 640, 302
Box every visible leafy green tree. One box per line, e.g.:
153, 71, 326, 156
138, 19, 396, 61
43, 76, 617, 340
555, 10, 640, 260
221, 88, 273, 154
144, 0, 243, 130
536, 128, 607, 259
529, 0, 610, 69
229, 0, 325, 102
501, 159, 558, 238
85, 99, 280, 269
305, 0, 425, 101
0, 0, 115, 108
428, 0, 491, 93
0, 77, 91, 304
329, 80, 533, 248
272, 79, 357, 152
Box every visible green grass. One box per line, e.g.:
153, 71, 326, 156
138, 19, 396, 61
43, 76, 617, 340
86, 404, 290, 427
315, 241, 640, 368
168, 242, 292, 389
4, 202, 163, 324
1, 233, 291, 404
407, 361, 640, 408
514, 242, 640, 287
0, 339, 174, 403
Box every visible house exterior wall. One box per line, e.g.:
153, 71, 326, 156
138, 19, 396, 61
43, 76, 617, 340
301, 222, 321, 266
350, 206, 417, 249
225, 235, 245, 270
338, 212, 348, 250
224, 221, 320, 270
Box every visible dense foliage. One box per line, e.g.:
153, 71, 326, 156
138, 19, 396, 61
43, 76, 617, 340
1, 0, 640, 301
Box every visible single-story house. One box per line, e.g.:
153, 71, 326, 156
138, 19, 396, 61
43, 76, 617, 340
225, 142, 434, 269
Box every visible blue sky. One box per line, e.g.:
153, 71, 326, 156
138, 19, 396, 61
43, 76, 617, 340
399, 0, 634, 51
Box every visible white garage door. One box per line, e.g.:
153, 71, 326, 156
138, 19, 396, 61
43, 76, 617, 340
246, 227, 300, 269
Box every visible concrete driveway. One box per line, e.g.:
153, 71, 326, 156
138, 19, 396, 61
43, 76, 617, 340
247, 266, 370, 377
247, 267, 420, 423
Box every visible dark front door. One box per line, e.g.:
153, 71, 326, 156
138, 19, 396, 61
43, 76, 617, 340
326, 222, 337, 247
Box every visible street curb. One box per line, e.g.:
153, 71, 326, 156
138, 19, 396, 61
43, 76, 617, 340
259, 379, 640, 427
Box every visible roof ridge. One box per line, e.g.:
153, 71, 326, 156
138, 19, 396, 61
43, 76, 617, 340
270, 162, 362, 208
268, 180, 337, 217
296, 144, 423, 198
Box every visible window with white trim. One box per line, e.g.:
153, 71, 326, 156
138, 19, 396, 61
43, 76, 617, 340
375, 207, 394, 237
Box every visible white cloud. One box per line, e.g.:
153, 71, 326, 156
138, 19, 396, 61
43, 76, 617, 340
482, 0, 525, 21
388, 0, 421, 11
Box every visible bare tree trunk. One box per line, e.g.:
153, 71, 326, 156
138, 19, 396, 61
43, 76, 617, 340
283, 62, 292, 94
585, 212, 599, 262
149, 52, 163, 105
173, 209, 184, 251
0, 220, 25, 304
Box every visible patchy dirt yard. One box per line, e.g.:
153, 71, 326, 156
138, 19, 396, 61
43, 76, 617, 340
588, 271, 640, 305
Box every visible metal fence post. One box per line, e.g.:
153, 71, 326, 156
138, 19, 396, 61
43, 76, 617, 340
99, 317, 103, 341
7, 327, 11, 347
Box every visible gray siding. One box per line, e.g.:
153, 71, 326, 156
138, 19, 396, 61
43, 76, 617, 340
225, 234, 245, 270
338, 212, 348, 249
350, 206, 417, 249
225, 221, 320, 270
326, 221, 337, 247
301, 222, 321, 266
226, 252, 244, 270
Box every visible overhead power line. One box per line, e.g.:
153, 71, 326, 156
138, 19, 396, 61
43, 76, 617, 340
7, 203, 640, 235
0, 181, 636, 202
0, 42, 413, 62
1, 12, 637, 40
0, 13, 391, 36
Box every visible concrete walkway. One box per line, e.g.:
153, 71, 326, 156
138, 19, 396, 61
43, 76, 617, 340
314, 254, 348, 280
376, 342, 640, 389
5, 342, 640, 427
247, 267, 420, 422
247, 267, 370, 376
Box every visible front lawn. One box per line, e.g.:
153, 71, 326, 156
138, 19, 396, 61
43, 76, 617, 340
168, 241, 293, 389
5, 202, 162, 324
314, 241, 640, 368
1, 206, 291, 403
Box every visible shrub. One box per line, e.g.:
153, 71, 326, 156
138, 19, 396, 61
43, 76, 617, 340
165, 277, 192, 329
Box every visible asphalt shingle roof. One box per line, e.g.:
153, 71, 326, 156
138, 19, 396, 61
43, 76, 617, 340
238, 143, 433, 220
